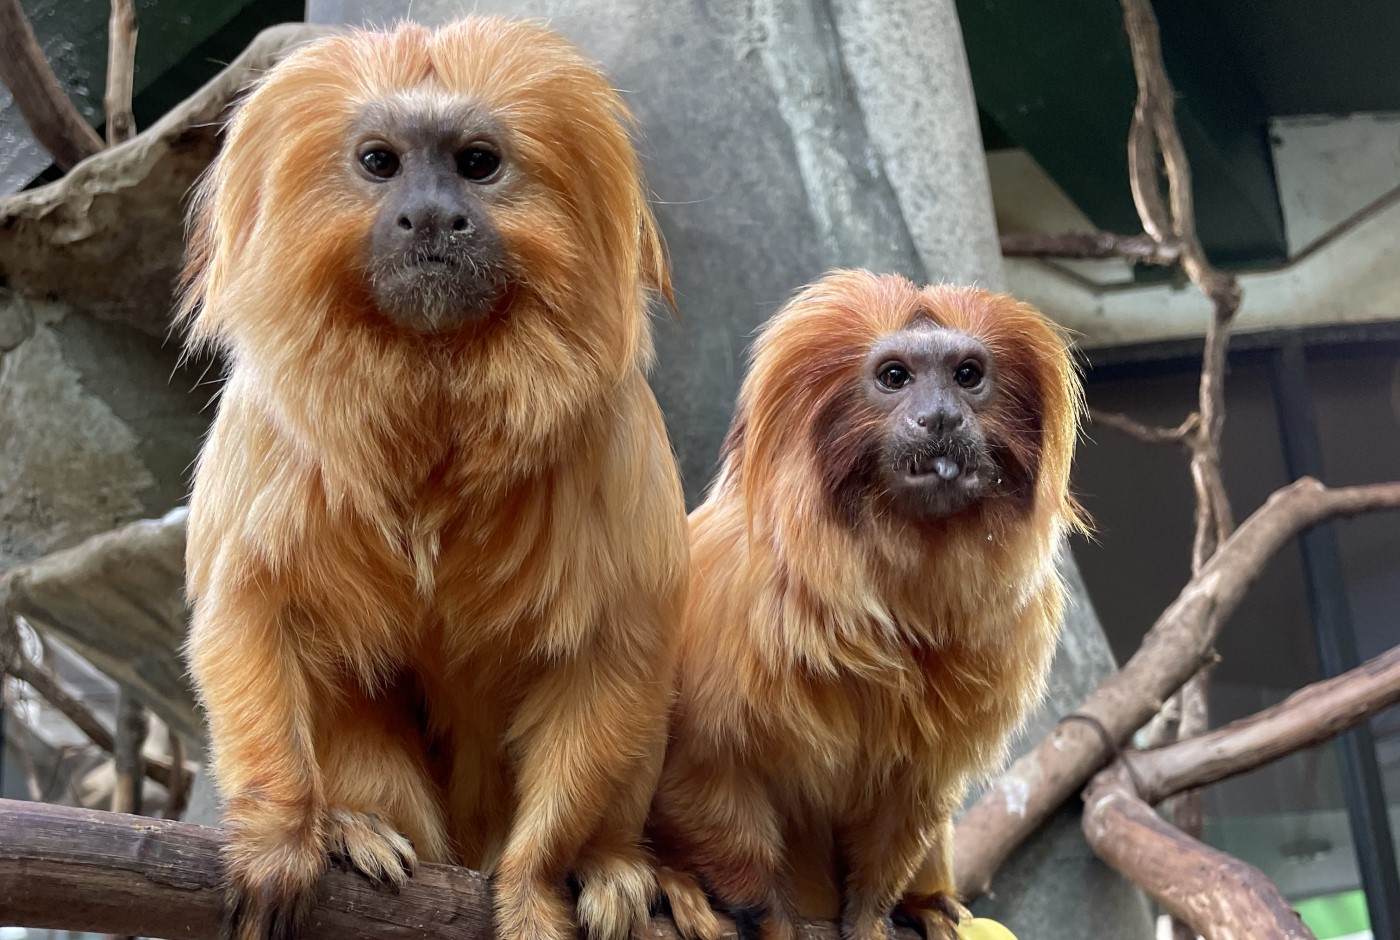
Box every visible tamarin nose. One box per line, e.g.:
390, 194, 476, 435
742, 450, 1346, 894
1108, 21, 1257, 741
915, 408, 963, 434
392, 194, 471, 241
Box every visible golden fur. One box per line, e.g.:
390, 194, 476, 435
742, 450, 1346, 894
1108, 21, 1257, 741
179, 18, 686, 940
648, 270, 1085, 940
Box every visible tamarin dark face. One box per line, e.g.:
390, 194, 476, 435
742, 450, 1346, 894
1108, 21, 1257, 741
356, 101, 511, 330
862, 322, 1003, 520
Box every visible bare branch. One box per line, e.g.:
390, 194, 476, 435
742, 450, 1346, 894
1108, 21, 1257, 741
1090, 408, 1198, 447
103, 0, 139, 146
1083, 766, 1314, 940
1132, 643, 1400, 803
954, 477, 1400, 898
0, 0, 105, 170
0, 798, 911, 940
998, 231, 1182, 265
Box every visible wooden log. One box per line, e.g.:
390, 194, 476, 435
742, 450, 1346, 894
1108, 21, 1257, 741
0, 798, 902, 940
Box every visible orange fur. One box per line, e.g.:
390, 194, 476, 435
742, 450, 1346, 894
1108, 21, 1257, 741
179, 18, 687, 940
648, 270, 1086, 940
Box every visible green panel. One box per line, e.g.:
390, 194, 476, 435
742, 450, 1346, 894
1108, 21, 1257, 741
955, 0, 1288, 269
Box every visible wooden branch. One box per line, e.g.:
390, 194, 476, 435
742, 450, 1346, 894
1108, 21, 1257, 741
103, 0, 139, 146
998, 231, 1181, 265
1130, 642, 1400, 804
1083, 766, 1313, 940
1090, 408, 1198, 447
0, 799, 898, 940
0, 0, 104, 169
953, 477, 1400, 898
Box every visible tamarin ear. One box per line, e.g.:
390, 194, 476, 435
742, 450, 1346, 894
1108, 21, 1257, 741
639, 207, 677, 314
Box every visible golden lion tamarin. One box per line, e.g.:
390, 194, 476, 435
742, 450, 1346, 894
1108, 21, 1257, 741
648, 270, 1086, 940
177, 18, 687, 940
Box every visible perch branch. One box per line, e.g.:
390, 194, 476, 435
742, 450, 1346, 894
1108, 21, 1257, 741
953, 477, 1400, 898
0, 0, 104, 169
1083, 766, 1313, 940
165, 735, 192, 820
103, 0, 139, 146
998, 231, 1181, 265
0, 798, 912, 940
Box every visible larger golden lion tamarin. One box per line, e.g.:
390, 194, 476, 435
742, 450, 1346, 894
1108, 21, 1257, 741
649, 270, 1085, 940
178, 18, 687, 940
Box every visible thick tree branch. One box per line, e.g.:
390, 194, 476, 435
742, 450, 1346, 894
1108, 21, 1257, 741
1083, 766, 1313, 940
0, 0, 104, 169
998, 231, 1182, 265
0, 799, 909, 940
953, 477, 1400, 898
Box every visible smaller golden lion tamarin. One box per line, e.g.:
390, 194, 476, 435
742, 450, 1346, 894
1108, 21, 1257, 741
648, 270, 1086, 940
178, 17, 687, 940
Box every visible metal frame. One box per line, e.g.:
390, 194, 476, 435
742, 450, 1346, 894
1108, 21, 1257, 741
1268, 339, 1400, 938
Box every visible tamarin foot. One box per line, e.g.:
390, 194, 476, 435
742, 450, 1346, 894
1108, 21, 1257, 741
574, 849, 658, 940
895, 891, 974, 940
325, 807, 417, 891
656, 867, 725, 940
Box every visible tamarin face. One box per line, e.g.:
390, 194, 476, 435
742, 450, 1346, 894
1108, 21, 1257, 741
356, 101, 511, 328
180, 18, 669, 357
732, 270, 1082, 533
861, 322, 1002, 519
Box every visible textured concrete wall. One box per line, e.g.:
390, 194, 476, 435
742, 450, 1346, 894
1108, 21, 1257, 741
305, 2, 1152, 934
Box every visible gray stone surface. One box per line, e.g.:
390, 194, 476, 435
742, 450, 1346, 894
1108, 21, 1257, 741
308, 2, 1152, 935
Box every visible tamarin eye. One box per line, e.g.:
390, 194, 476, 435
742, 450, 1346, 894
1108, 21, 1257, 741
458, 147, 502, 182
954, 360, 984, 389
359, 148, 401, 179
877, 363, 912, 390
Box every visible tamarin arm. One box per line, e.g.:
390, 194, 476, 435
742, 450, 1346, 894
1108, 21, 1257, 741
187, 580, 325, 847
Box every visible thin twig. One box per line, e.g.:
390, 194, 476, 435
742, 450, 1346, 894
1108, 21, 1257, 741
0, 0, 104, 169
1091, 409, 1198, 447
999, 231, 1182, 265
103, 0, 138, 146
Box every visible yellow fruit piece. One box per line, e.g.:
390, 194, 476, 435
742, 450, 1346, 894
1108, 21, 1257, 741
955, 917, 1019, 940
